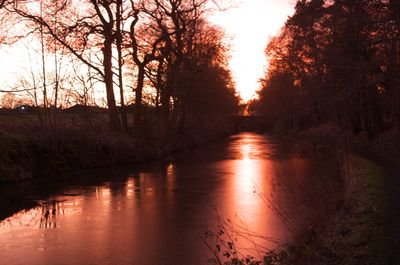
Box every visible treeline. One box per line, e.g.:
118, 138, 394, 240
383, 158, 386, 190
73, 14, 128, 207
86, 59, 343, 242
254, 0, 400, 138
0, 0, 238, 133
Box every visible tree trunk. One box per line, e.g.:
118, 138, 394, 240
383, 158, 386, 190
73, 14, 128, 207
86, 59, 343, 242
155, 59, 164, 110
116, 0, 128, 132
103, 34, 120, 131
161, 86, 170, 120
161, 65, 177, 121
53, 48, 59, 127
134, 64, 145, 127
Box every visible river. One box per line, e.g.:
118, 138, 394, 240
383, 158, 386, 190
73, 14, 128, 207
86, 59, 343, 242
0, 133, 344, 265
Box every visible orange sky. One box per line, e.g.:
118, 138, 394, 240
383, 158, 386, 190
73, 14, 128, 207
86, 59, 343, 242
0, 0, 295, 103
210, 0, 295, 102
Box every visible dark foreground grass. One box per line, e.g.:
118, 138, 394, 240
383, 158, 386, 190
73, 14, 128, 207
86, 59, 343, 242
0, 131, 33, 182
305, 155, 389, 265
0, 113, 234, 182
286, 155, 388, 265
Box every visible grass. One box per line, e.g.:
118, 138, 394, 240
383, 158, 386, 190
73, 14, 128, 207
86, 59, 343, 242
276, 155, 389, 265
320, 155, 389, 265
0, 131, 33, 182
267, 125, 396, 264
0, 112, 235, 182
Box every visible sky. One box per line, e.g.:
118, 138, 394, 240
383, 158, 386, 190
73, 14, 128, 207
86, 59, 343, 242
210, 0, 295, 102
0, 0, 295, 103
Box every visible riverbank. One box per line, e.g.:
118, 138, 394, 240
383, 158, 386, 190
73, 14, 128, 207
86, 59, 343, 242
219, 151, 389, 265
214, 122, 396, 264
285, 124, 400, 166
281, 154, 389, 265
0, 114, 234, 182
263, 126, 397, 265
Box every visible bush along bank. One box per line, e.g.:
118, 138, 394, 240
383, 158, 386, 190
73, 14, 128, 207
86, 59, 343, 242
287, 124, 400, 166
0, 115, 234, 182
0, 131, 33, 182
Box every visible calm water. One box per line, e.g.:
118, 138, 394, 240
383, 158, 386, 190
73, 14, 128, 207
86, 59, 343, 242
0, 133, 343, 265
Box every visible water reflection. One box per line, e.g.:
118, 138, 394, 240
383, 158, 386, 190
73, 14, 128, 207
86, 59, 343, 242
0, 198, 83, 230
0, 133, 343, 265
39, 202, 58, 229
222, 134, 286, 256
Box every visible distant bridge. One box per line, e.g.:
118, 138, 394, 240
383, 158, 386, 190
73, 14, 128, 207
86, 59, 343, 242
229, 115, 270, 132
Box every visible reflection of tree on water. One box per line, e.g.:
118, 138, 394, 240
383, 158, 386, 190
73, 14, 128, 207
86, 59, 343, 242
39, 201, 60, 229
0, 200, 64, 229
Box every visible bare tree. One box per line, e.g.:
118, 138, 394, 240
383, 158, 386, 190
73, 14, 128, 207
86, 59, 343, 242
115, 0, 129, 131
127, 1, 166, 128
0, 0, 7, 9
138, 0, 211, 121
12, 0, 121, 130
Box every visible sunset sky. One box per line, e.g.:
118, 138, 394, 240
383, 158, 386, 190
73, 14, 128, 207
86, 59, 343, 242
210, 0, 295, 101
0, 0, 295, 103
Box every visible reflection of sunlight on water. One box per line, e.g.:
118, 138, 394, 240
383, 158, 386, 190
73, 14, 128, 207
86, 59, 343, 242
236, 158, 257, 192
223, 133, 285, 253
166, 163, 176, 205
241, 143, 251, 159
167, 163, 175, 183
126, 178, 135, 198
232, 135, 268, 215
95, 186, 112, 207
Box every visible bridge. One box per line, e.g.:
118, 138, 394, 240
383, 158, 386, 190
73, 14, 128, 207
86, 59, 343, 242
230, 115, 270, 132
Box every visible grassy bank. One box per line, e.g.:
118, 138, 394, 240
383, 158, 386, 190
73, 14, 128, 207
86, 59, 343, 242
267, 126, 394, 265
277, 155, 389, 265
285, 124, 400, 166
0, 113, 234, 182
329, 155, 388, 265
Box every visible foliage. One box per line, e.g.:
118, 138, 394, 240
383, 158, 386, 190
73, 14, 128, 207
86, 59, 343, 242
255, 0, 400, 138
0, 0, 238, 132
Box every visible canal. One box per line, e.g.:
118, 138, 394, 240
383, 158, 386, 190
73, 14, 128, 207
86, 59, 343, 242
0, 133, 344, 265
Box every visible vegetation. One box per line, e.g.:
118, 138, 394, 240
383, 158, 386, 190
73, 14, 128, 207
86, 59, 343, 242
248, 4, 400, 262
0, 110, 235, 182
253, 0, 400, 140
0, 0, 238, 131
1, 0, 399, 264
0, 0, 239, 181
205, 154, 389, 265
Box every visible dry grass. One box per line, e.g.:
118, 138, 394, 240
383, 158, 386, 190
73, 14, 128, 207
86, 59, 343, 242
0, 112, 234, 182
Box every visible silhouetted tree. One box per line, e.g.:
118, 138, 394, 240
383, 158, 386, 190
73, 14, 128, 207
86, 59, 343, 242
127, 1, 165, 128
137, 0, 237, 127
256, 0, 398, 137
171, 20, 238, 119
115, 0, 129, 132
13, 0, 122, 130
5, 0, 237, 134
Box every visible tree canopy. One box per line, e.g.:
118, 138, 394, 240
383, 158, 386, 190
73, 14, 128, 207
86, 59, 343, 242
255, 0, 400, 138
0, 0, 239, 132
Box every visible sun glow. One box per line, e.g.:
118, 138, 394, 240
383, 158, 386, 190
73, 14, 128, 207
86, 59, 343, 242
210, 0, 295, 102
